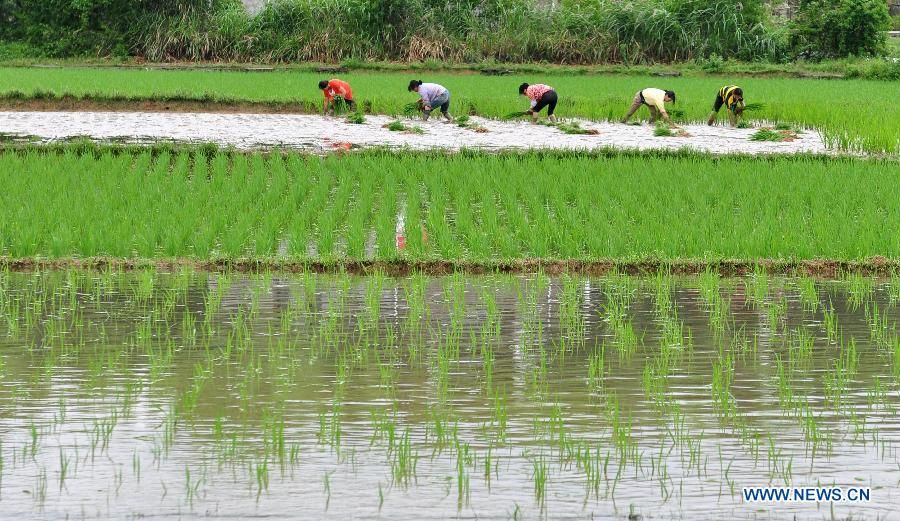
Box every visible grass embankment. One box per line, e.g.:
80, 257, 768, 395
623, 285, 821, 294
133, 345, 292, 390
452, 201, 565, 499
0, 149, 897, 271
1, 68, 897, 154
2, 58, 898, 79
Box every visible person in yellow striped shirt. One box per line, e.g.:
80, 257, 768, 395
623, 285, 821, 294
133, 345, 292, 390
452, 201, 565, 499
707, 86, 745, 127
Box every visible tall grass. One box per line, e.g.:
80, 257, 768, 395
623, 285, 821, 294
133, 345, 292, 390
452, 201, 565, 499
125, 0, 783, 64
0, 150, 897, 261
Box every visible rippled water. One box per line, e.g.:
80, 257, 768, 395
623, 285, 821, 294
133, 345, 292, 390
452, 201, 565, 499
0, 270, 898, 520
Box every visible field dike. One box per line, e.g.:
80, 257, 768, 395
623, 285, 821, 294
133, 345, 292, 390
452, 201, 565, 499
0, 110, 830, 155
2, 257, 897, 277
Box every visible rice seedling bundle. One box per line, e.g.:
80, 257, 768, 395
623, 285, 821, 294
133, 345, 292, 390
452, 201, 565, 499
403, 101, 424, 117
654, 124, 689, 137
345, 112, 366, 124
750, 128, 793, 142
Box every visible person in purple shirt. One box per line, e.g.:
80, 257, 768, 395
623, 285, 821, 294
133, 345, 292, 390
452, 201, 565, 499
408, 80, 453, 122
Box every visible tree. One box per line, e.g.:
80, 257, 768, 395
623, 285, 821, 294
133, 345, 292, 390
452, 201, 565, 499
790, 0, 890, 58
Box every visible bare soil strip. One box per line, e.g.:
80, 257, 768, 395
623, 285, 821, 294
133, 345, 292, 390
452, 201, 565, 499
0, 110, 829, 155
2, 257, 896, 277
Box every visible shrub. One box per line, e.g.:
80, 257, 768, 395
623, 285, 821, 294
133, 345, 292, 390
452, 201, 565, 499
790, 0, 891, 59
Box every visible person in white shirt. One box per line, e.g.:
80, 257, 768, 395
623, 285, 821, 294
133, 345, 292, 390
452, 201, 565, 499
621, 88, 676, 124
408, 80, 452, 122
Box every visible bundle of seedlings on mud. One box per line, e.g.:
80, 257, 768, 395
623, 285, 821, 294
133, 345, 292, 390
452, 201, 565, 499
454, 115, 489, 133
750, 128, 798, 142
538, 120, 598, 135
654, 123, 689, 137
736, 120, 753, 129
384, 120, 424, 134
346, 112, 366, 124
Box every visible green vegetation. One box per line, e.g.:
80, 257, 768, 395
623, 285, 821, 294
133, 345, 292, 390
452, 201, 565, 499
789, 0, 892, 59
0, 0, 784, 63
750, 129, 786, 142
384, 120, 423, 133
654, 124, 675, 137
346, 112, 366, 124
547, 121, 599, 135
0, 149, 897, 262
1, 68, 896, 153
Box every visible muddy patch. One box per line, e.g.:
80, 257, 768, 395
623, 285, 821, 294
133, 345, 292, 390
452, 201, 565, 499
0, 111, 831, 155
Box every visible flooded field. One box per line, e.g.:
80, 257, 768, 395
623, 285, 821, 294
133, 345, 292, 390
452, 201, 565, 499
0, 111, 830, 155
0, 269, 898, 520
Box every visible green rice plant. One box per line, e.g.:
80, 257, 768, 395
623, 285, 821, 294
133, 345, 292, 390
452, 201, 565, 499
750, 128, 785, 142
503, 111, 531, 120
548, 121, 599, 135
844, 271, 875, 310
1, 150, 900, 264
331, 96, 353, 115
889, 271, 900, 307
797, 277, 820, 312
403, 101, 423, 117
654, 124, 675, 137
711, 351, 737, 420
345, 111, 366, 124
384, 120, 424, 134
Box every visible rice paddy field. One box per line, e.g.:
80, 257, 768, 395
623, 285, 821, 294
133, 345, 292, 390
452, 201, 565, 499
0, 150, 897, 263
1, 269, 900, 520
0, 68, 898, 153
1, 63, 899, 520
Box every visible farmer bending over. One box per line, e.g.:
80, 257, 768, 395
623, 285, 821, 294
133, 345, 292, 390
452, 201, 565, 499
519, 83, 558, 123
621, 88, 676, 124
707, 86, 744, 127
408, 80, 452, 122
319, 79, 355, 115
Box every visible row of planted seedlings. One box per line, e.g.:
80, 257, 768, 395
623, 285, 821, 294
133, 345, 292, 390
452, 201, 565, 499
2, 150, 900, 261
0, 268, 899, 513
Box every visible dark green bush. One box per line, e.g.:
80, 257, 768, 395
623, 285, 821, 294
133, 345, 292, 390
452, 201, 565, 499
790, 0, 891, 58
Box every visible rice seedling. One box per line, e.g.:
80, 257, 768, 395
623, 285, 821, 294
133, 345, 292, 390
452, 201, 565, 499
546, 121, 599, 135
345, 112, 366, 124
797, 277, 820, 312
403, 101, 423, 117
844, 271, 875, 310
383, 120, 424, 134
654, 124, 674, 137
750, 128, 786, 142
889, 271, 900, 307
454, 114, 489, 133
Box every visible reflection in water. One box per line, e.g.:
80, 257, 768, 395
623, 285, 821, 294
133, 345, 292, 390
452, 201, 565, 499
0, 269, 898, 520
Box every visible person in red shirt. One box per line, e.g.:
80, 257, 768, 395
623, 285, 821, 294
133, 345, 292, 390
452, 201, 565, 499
519, 83, 558, 123
318, 79, 355, 115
